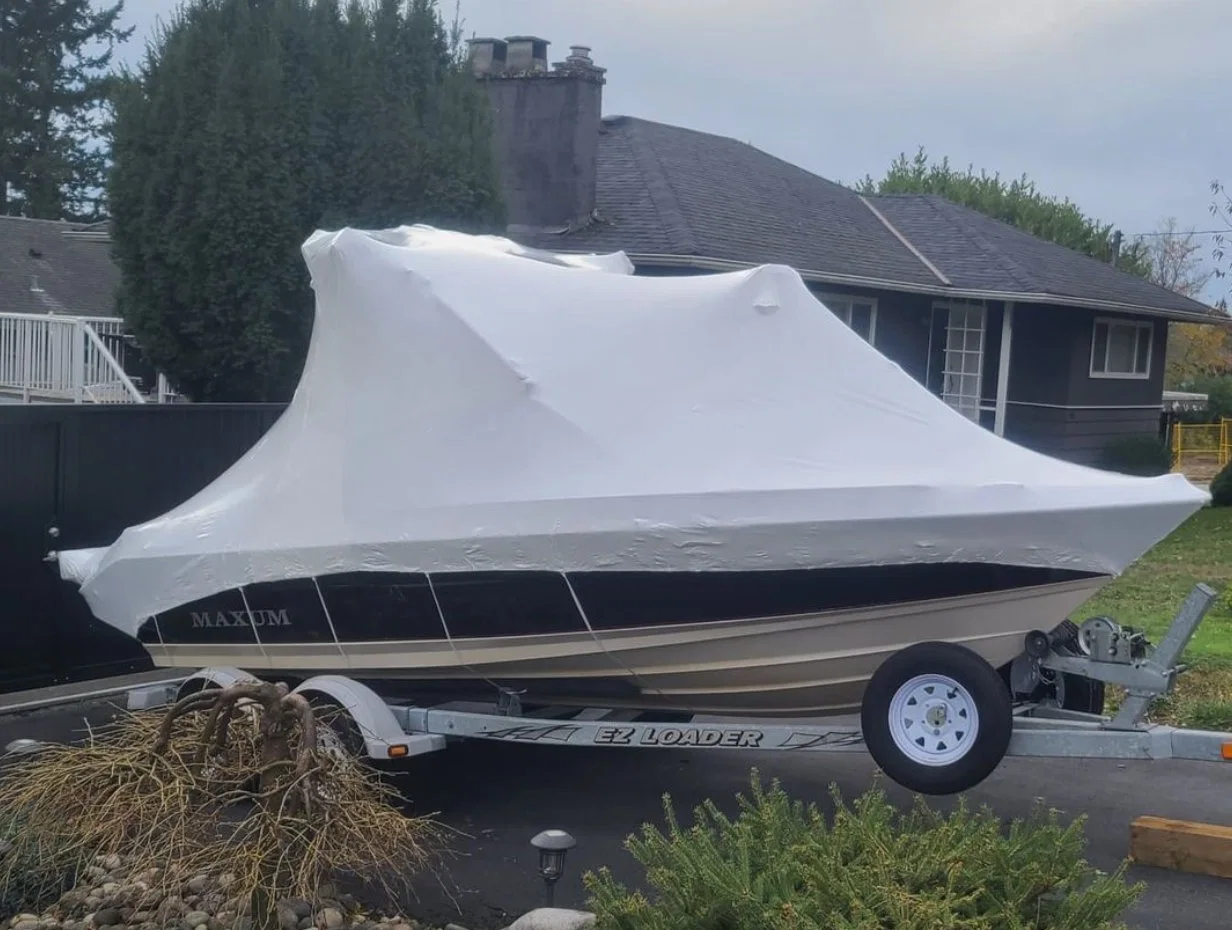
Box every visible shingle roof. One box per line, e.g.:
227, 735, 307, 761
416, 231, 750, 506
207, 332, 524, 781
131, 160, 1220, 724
519, 116, 1216, 321
518, 116, 944, 289
866, 194, 1213, 318
0, 216, 119, 317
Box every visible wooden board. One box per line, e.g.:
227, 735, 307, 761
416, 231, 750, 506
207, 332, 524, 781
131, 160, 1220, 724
1129, 816, 1232, 880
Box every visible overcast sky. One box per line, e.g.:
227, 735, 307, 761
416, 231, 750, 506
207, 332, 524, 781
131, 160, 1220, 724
115, 0, 1230, 304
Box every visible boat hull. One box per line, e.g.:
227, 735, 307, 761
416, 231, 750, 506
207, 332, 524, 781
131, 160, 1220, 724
139, 570, 1109, 717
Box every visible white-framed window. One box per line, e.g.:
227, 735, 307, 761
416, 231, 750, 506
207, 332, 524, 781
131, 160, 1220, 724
938, 301, 986, 422
820, 294, 877, 345
1090, 318, 1152, 379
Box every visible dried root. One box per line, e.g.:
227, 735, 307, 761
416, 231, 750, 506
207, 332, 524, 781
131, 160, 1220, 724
0, 683, 445, 927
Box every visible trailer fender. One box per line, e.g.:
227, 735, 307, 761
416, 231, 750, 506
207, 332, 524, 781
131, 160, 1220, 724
167, 666, 259, 701
291, 675, 443, 760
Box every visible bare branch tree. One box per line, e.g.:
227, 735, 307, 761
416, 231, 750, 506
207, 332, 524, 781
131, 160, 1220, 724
1213, 180, 1232, 298
1141, 216, 1214, 296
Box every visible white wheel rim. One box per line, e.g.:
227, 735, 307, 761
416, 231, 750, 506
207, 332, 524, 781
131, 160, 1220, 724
887, 673, 980, 767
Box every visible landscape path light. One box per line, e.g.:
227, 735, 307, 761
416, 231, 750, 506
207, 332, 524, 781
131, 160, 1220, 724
530, 828, 576, 906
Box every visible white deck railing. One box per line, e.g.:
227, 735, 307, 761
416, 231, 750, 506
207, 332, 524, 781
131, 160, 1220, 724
0, 312, 150, 404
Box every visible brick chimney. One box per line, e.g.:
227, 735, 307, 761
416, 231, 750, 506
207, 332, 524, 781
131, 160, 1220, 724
468, 36, 606, 233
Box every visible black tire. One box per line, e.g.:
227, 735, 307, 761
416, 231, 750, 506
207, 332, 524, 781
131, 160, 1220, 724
861, 642, 1013, 796
175, 677, 221, 701
1056, 673, 1106, 715
306, 696, 367, 760
999, 664, 1106, 715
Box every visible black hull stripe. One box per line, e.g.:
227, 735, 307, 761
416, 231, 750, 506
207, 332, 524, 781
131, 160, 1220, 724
140, 564, 1101, 647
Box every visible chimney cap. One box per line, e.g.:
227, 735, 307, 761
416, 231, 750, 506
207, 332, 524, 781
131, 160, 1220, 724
504, 35, 550, 74
467, 36, 508, 76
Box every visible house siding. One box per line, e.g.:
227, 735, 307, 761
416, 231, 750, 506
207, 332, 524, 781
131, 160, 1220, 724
802, 284, 933, 384
1004, 305, 1166, 464
870, 292, 933, 385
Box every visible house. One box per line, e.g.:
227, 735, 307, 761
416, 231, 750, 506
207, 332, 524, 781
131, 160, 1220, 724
0, 215, 166, 402
468, 36, 1218, 466
0, 216, 118, 316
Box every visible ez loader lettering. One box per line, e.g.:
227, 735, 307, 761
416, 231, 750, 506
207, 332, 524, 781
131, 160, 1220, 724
593, 725, 764, 748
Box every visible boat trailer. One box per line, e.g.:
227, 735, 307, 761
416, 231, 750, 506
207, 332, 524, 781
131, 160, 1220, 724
122, 584, 1232, 796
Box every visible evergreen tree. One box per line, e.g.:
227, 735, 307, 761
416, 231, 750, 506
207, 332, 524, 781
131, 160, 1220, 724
0, 0, 132, 219
108, 0, 504, 402
856, 147, 1153, 279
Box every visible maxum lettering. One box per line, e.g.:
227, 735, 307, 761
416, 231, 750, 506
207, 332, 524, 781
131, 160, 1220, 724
190, 609, 291, 629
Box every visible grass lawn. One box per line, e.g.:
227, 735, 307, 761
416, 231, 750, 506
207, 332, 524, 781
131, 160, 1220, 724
1078, 506, 1232, 730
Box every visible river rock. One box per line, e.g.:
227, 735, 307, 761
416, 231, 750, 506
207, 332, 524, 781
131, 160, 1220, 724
13, 920, 40, 930
187, 875, 211, 895
184, 910, 211, 928
317, 908, 344, 930
286, 900, 313, 921
276, 907, 299, 930
504, 910, 596, 930
92, 908, 122, 927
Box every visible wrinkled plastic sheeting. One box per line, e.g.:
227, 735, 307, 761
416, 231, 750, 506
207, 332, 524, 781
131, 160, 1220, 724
60, 225, 1210, 637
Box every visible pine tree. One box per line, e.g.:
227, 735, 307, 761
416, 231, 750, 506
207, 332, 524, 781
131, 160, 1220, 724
0, 0, 132, 219
108, 0, 504, 402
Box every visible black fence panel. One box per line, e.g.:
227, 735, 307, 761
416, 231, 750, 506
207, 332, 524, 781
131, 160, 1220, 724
0, 403, 287, 693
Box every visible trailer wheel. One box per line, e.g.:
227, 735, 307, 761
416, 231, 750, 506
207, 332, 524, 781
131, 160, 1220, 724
1056, 673, 1105, 714
861, 642, 1012, 796
175, 678, 221, 702
306, 696, 367, 761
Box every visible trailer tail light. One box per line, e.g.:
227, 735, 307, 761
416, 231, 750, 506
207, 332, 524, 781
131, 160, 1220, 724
1221, 742, 1232, 761
387, 744, 410, 758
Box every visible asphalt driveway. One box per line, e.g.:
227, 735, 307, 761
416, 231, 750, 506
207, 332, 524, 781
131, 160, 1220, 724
0, 698, 1228, 929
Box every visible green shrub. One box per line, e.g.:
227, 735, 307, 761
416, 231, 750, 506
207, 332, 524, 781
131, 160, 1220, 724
1097, 434, 1173, 476
1182, 374, 1232, 421
1210, 459, 1232, 507
0, 811, 82, 917
585, 772, 1142, 930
